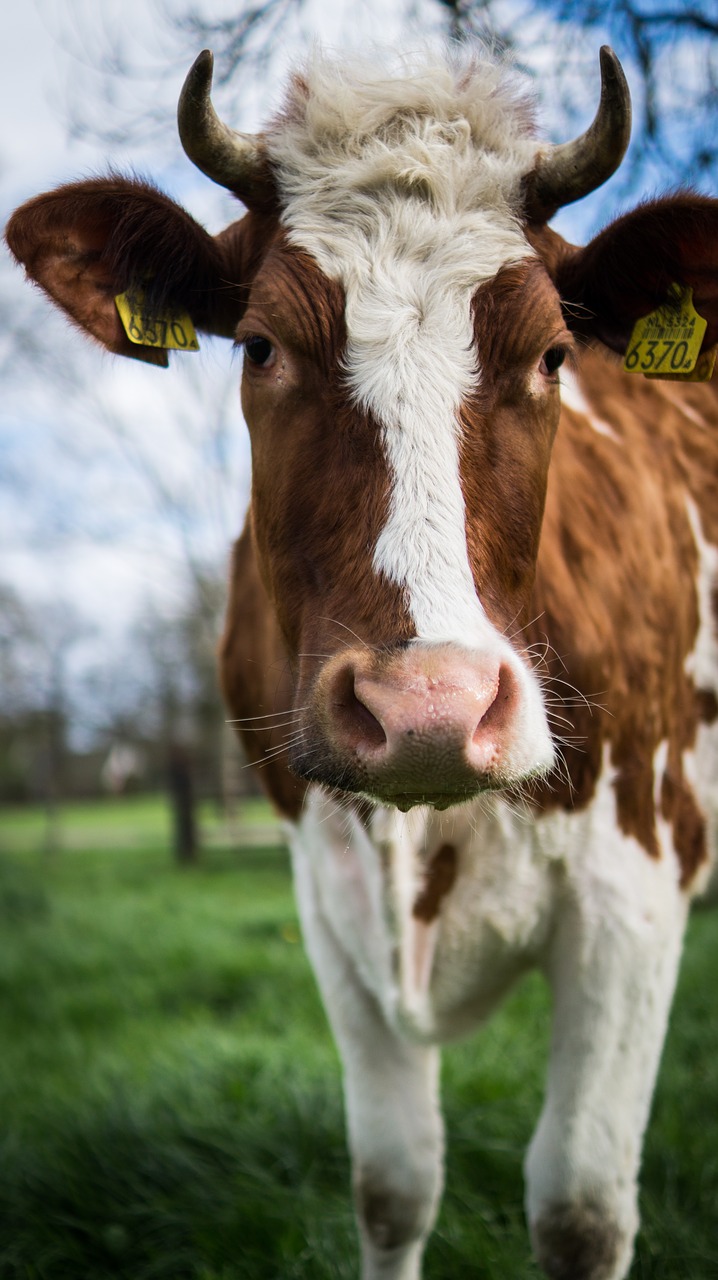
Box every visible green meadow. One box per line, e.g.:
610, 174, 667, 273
0, 796, 716, 1278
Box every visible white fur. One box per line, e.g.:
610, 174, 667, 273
683, 497, 718, 899
685, 497, 718, 690
291, 794, 444, 1280
654, 383, 711, 431
266, 49, 538, 645
289, 745, 691, 1279
524, 747, 687, 1280
559, 366, 621, 441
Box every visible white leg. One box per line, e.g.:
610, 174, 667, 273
292, 837, 444, 1280
524, 852, 688, 1280
346, 998, 443, 1280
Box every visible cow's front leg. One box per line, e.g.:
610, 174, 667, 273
525, 849, 688, 1280
292, 839, 444, 1280
345, 1000, 443, 1280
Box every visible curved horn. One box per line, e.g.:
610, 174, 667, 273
178, 49, 274, 205
525, 47, 631, 221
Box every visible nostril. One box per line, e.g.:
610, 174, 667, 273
331, 664, 387, 752
348, 689, 388, 750
471, 663, 515, 743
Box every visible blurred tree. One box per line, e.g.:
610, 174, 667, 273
0, 585, 90, 852
0, 303, 248, 858
0, 566, 247, 859
440, 0, 718, 198
79, 370, 250, 858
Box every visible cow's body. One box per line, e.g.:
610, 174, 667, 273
8, 44, 718, 1280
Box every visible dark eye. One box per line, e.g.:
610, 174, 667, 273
243, 335, 275, 368
539, 346, 567, 377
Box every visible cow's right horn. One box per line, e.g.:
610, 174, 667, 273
178, 50, 275, 207
525, 46, 631, 221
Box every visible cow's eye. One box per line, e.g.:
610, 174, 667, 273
539, 346, 567, 378
243, 335, 275, 368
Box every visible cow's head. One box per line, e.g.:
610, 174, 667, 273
8, 47, 718, 814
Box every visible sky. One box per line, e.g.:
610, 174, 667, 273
0, 1, 252, 646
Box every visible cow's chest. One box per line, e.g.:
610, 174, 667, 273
288, 748, 704, 1045
289, 790, 561, 1042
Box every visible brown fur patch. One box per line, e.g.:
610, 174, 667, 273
661, 768, 707, 887
219, 522, 306, 819
460, 262, 567, 632
413, 844, 458, 922
697, 687, 718, 724
527, 351, 717, 885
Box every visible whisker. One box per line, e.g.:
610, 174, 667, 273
227, 707, 308, 725
501, 606, 526, 643
544, 677, 610, 716
317, 617, 370, 650
261, 731, 306, 758
545, 710, 576, 731
505, 609, 546, 644
235, 719, 304, 734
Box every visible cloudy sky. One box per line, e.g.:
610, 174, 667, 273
1, 1, 253, 641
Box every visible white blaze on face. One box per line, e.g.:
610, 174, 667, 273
343, 203, 530, 644
267, 50, 538, 646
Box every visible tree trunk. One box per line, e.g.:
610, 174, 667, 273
167, 744, 198, 864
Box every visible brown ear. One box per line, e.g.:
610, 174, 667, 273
6, 176, 253, 365
554, 195, 718, 355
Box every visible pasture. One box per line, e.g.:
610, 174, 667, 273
0, 796, 716, 1278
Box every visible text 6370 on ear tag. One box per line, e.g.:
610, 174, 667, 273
115, 289, 200, 352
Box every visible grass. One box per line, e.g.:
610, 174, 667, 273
0, 795, 716, 1277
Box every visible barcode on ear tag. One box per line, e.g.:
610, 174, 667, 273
115, 289, 200, 351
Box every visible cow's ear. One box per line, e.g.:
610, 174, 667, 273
6, 176, 252, 367
553, 195, 718, 356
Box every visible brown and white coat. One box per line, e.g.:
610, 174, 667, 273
8, 44, 718, 1280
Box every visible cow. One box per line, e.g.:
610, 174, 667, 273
7, 42, 718, 1280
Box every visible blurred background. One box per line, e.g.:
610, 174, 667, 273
1, 2, 717, 1277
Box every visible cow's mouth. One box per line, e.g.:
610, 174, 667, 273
371, 788, 482, 813
287, 755, 493, 810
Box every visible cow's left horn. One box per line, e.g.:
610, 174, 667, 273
178, 50, 275, 206
525, 47, 631, 221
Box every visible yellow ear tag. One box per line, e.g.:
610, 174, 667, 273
623, 284, 707, 380
115, 288, 199, 352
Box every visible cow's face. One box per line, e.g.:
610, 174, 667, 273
227, 48, 597, 809
236, 221, 571, 806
